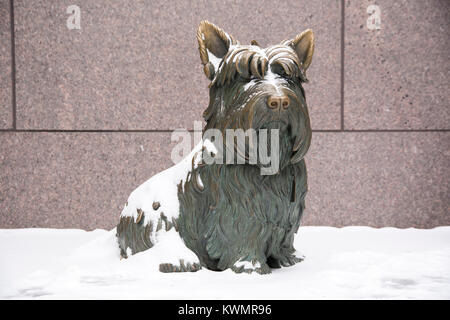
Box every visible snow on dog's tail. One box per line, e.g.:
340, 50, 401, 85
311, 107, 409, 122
117, 211, 152, 258
116, 206, 176, 258
115, 142, 205, 272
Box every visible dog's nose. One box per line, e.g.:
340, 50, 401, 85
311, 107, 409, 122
267, 95, 290, 111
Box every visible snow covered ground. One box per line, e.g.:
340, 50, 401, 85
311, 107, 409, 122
0, 226, 449, 299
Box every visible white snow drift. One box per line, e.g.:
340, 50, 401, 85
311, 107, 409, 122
1, 226, 449, 299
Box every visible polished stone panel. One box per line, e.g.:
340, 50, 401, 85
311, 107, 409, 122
1, 132, 448, 230
0, 0, 12, 128
3, 0, 449, 231
345, 0, 450, 129
303, 132, 450, 228
0, 132, 196, 229
14, 0, 341, 130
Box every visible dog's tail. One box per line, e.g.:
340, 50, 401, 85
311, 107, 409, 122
116, 208, 179, 259
116, 212, 154, 259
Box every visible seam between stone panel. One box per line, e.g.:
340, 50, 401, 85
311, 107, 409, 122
9, 0, 16, 130
0, 129, 200, 133
0, 129, 449, 133
315, 130, 450, 133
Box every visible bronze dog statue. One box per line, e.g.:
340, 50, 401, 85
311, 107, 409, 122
116, 21, 314, 274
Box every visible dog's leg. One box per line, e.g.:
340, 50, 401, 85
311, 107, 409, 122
266, 169, 307, 269
229, 221, 273, 275
267, 228, 304, 268
157, 229, 203, 273
118, 208, 202, 272
202, 210, 272, 274
267, 251, 304, 268
231, 256, 271, 275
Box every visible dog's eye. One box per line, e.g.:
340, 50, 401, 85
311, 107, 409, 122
270, 64, 287, 77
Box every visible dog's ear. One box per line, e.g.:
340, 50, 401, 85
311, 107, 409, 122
289, 29, 314, 72
197, 20, 237, 80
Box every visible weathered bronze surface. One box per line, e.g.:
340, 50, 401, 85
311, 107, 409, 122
116, 21, 314, 274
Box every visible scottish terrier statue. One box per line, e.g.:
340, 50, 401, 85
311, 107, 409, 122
116, 21, 314, 274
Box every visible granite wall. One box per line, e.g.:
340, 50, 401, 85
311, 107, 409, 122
0, 0, 449, 229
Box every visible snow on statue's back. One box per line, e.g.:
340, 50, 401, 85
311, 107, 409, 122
117, 141, 205, 272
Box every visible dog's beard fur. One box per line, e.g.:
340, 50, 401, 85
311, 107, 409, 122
257, 121, 293, 173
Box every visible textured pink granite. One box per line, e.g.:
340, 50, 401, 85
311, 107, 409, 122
0, 132, 448, 230
0, 132, 194, 229
0, 0, 12, 129
0, 1, 449, 230
14, 0, 341, 130
345, 0, 450, 129
303, 132, 450, 228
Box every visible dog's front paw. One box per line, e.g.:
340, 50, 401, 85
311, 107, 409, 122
159, 259, 202, 273
280, 253, 304, 267
231, 259, 271, 275
267, 253, 304, 268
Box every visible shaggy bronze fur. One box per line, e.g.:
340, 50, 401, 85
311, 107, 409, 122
116, 21, 314, 274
